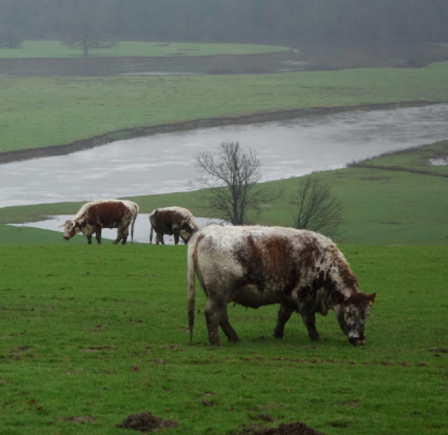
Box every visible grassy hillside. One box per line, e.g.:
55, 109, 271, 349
1, 62, 448, 153
0, 41, 289, 59
0, 244, 447, 434
1, 140, 447, 246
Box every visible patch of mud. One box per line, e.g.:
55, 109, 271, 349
117, 412, 179, 433
233, 422, 326, 435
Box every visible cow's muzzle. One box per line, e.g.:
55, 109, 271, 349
349, 337, 366, 346
63, 235, 70, 241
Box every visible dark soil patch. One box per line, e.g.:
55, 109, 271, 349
116, 412, 179, 433
232, 422, 326, 435
429, 348, 448, 353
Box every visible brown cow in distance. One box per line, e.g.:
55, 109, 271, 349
62, 199, 139, 245
149, 206, 199, 245
188, 225, 376, 347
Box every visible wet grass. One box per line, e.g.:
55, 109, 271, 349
1, 62, 448, 153
1, 140, 447, 246
0, 244, 447, 434
0, 40, 289, 59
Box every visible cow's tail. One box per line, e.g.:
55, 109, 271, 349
130, 204, 139, 244
187, 233, 200, 344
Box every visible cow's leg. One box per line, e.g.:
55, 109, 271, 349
95, 226, 102, 244
219, 308, 241, 343
273, 303, 294, 338
204, 299, 222, 346
121, 228, 129, 245
113, 228, 127, 245
204, 296, 241, 345
297, 296, 322, 342
174, 231, 180, 245
86, 235, 93, 245
156, 232, 165, 245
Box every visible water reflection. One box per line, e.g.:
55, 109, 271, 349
11, 215, 226, 245
2, 104, 448, 208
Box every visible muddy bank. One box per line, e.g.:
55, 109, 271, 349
0, 100, 440, 165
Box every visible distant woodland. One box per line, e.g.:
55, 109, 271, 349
0, 0, 447, 44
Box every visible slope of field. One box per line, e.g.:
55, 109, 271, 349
0, 244, 447, 434
1, 62, 448, 154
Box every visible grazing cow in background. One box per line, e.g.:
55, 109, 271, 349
62, 199, 139, 245
188, 226, 376, 347
149, 206, 199, 245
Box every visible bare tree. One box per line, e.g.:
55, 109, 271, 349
191, 142, 279, 225
291, 176, 343, 237
61, 0, 118, 57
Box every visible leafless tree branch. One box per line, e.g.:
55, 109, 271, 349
190, 142, 280, 225
291, 176, 343, 237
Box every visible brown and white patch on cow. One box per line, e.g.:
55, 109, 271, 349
63, 199, 139, 244
188, 225, 376, 347
149, 206, 199, 245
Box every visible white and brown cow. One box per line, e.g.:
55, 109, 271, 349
188, 226, 376, 347
62, 199, 139, 245
149, 206, 199, 245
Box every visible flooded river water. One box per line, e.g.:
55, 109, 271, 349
11, 215, 225, 245
2, 103, 447, 209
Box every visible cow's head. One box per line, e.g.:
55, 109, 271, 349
180, 223, 198, 244
62, 220, 78, 241
331, 290, 376, 346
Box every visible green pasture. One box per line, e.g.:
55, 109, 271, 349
1, 62, 448, 153
0, 40, 289, 59
1, 140, 447, 246
0, 244, 447, 435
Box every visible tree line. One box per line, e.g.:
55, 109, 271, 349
0, 0, 447, 45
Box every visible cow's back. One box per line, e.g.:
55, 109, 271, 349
191, 226, 335, 299
80, 199, 137, 228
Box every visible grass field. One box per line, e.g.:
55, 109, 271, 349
1, 62, 448, 153
1, 140, 447, 246
0, 243, 447, 435
1, 42, 447, 434
0, 40, 289, 59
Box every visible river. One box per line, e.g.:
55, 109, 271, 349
2, 104, 447, 209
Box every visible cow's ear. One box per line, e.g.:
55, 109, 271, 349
331, 290, 345, 306
367, 293, 376, 306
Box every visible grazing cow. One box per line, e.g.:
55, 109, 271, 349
62, 199, 139, 245
149, 206, 199, 245
188, 226, 376, 347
